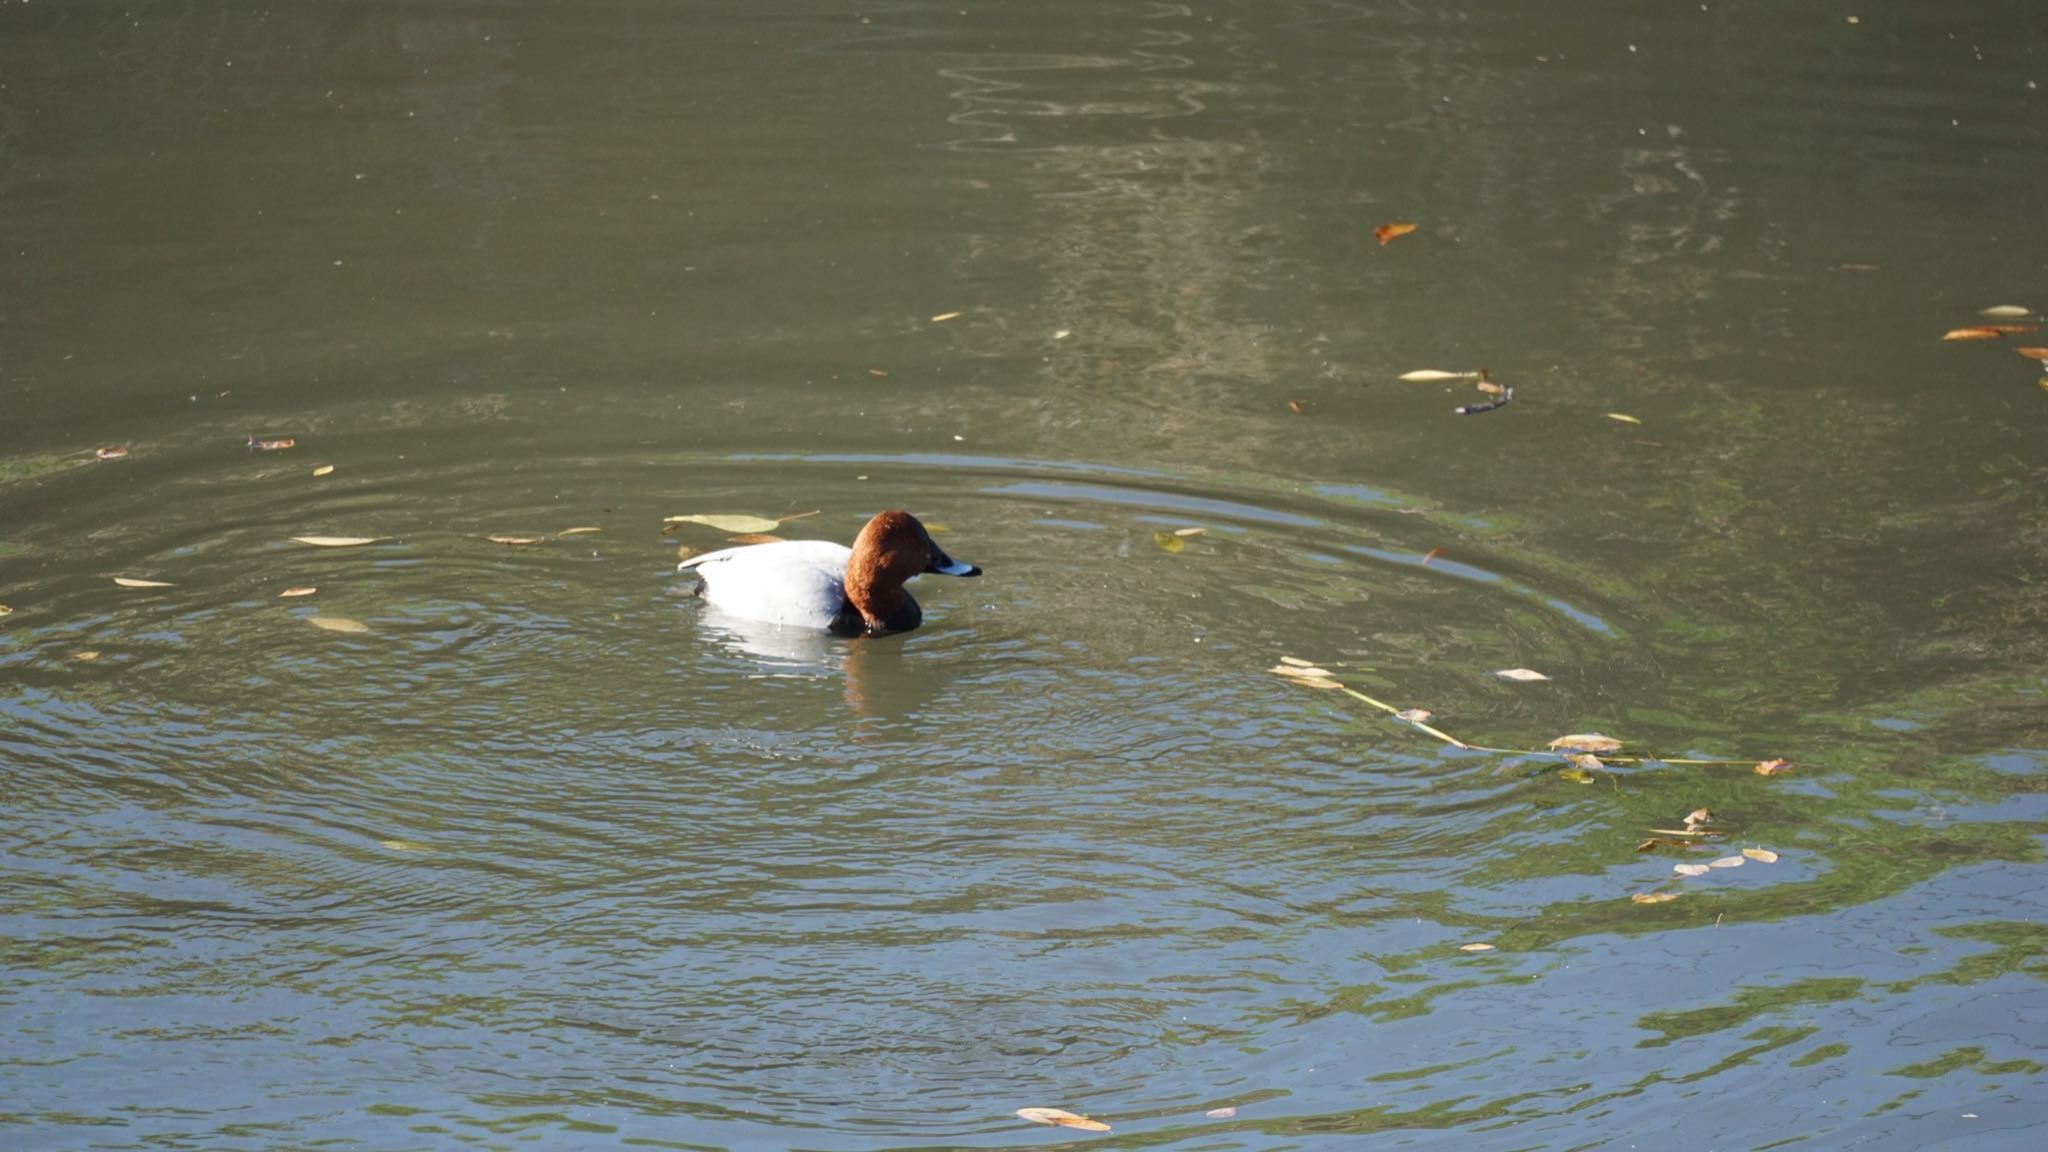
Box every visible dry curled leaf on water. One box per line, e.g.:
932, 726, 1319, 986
248, 436, 296, 451
1943, 327, 2006, 341
95, 446, 129, 460
278, 586, 317, 598
1270, 663, 1334, 680
292, 536, 384, 547
2017, 347, 2048, 361
307, 615, 369, 633
1631, 891, 1680, 904
558, 526, 602, 536
1153, 531, 1186, 554
1684, 807, 1713, 828
1015, 1107, 1110, 1133
1374, 222, 1417, 245
1754, 758, 1792, 776
868, 367, 889, 377
1981, 304, 2033, 318
1709, 855, 1746, 869
728, 533, 783, 544
1287, 399, 1304, 414
0, 605, 12, 617
312, 465, 335, 476
1549, 733, 1622, 754
1566, 752, 1605, 772
1398, 369, 1477, 382
1395, 708, 1433, 723
72, 651, 100, 662
1422, 547, 1444, 565
1475, 378, 1505, 396
1206, 1106, 1238, 1119
929, 310, 963, 323
487, 535, 545, 545
1173, 526, 1207, 537
113, 577, 173, 588
662, 513, 781, 534
1742, 847, 1779, 863
1605, 412, 1642, 425
1673, 863, 1710, 877
1494, 668, 1550, 682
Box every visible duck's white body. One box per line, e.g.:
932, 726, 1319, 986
678, 539, 854, 630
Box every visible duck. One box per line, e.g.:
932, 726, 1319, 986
677, 509, 980, 637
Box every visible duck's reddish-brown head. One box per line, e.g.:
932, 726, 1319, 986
840, 510, 980, 636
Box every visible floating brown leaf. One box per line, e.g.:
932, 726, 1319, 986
1708, 855, 1746, 869
2017, 347, 2048, 361
1568, 752, 1605, 772
729, 533, 784, 544
312, 465, 335, 476
1286, 399, 1304, 414
1494, 668, 1550, 682
663, 514, 781, 534
95, 446, 129, 461
248, 436, 296, 451
1980, 324, 2039, 334
1395, 708, 1433, 723
1631, 891, 1680, 904
1980, 304, 2033, 318
1015, 1107, 1110, 1132
1742, 847, 1780, 863
930, 311, 963, 323
1605, 412, 1642, 425
487, 535, 545, 545
1374, 222, 1417, 245
1154, 531, 1186, 554
1942, 327, 2005, 341
292, 536, 383, 547
1754, 758, 1792, 776
113, 577, 174, 588
278, 586, 318, 598
1549, 733, 1621, 754
307, 615, 369, 633
1673, 863, 1710, 877
1458, 942, 1495, 952
1684, 807, 1713, 827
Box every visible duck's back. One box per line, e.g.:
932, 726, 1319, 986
678, 539, 851, 628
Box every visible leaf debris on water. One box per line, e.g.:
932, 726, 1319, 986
0, 605, 12, 617
1395, 708, 1433, 723
1154, 531, 1186, 554
1754, 758, 1792, 776
95, 446, 130, 460
279, 586, 317, 598
1606, 413, 1642, 425
292, 536, 384, 547
380, 838, 431, 852
73, 650, 101, 662
1980, 304, 2033, 318
113, 577, 174, 588
486, 535, 545, 545
1398, 369, 1477, 382
663, 513, 781, 534
1709, 855, 1746, 869
1458, 942, 1495, 952
558, 527, 602, 536
248, 436, 297, 451
1206, 1106, 1238, 1119
1549, 733, 1622, 754
1286, 399, 1304, 413
1631, 891, 1680, 904
2015, 347, 2048, 361
312, 465, 335, 476
930, 311, 963, 323
1494, 668, 1550, 682
308, 616, 369, 633
1015, 1107, 1109, 1133
1270, 663, 1335, 680
1673, 863, 1710, 877
1173, 527, 1207, 537
1374, 222, 1417, 245
1742, 847, 1780, 863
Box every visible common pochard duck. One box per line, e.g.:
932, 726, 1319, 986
677, 509, 980, 636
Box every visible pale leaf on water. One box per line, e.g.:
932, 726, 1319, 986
72, 651, 100, 662
1173, 526, 1208, 537
278, 587, 317, 598
1709, 855, 1746, 869
1646, 828, 1713, 837
0, 605, 12, 617
1459, 942, 1495, 952
1606, 412, 1642, 424
1494, 668, 1550, 682
558, 527, 602, 536
1270, 664, 1333, 679
1549, 733, 1622, 754
312, 465, 335, 476
1278, 656, 1317, 667
1476, 379, 1505, 395
96, 446, 130, 460
1742, 847, 1780, 863
1980, 304, 2033, 318
1154, 531, 1186, 554
1684, 807, 1714, 827
1395, 708, 1433, 723
114, 577, 174, 588
1398, 369, 1475, 382
291, 536, 384, 547
1568, 752, 1605, 771
1754, 758, 1792, 776
1206, 1107, 1238, 1119
1673, 863, 1710, 877
486, 535, 545, 545
662, 514, 781, 534
1631, 891, 1680, 904
930, 311, 963, 323
308, 616, 369, 633
1015, 1107, 1110, 1132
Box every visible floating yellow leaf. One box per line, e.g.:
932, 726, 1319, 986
1458, 942, 1495, 952
1742, 847, 1779, 863
930, 311, 963, 323
1173, 526, 1207, 537
95, 446, 129, 461
113, 577, 174, 588
1398, 369, 1476, 382
662, 514, 781, 534
558, 526, 602, 536
1673, 863, 1710, 877
1015, 1107, 1109, 1132
2017, 347, 2048, 361
486, 535, 545, 545
312, 465, 335, 476
1549, 733, 1621, 754
308, 616, 369, 633
1942, 327, 2005, 341
291, 536, 384, 547
0, 605, 12, 617
1374, 222, 1417, 245
1684, 807, 1713, 828
1631, 891, 1679, 904
278, 586, 318, 598
73, 650, 100, 662
1981, 304, 2033, 318
1754, 758, 1792, 776
1606, 413, 1642, 424
1709, 855, 1746, 869
248, 436, 296, 451
1558, 767, 1595, 784
1494, 668, 1550, 682
1278, 656, 1317, 667
1154, 531, 1185, 554
728, 533, 784, 544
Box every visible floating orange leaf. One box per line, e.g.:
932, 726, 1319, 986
1980, 304, 2033, 318
1673, 863, 1710, 877
1549, 733, 1621, 754
1942, 327, 2005, 341
1374, 222, 1417, 245
1631, 891, 1679, 904
1980, 324, 2039, 334
95, 446, 129, 461
1742, 847, 1780, 863
1286, 399, 1304, 414
1754, 758, 1792, 776
2016, 347, 2048, 361
1606, 412, 1642, 425
1015, 1107, 1110, 1132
